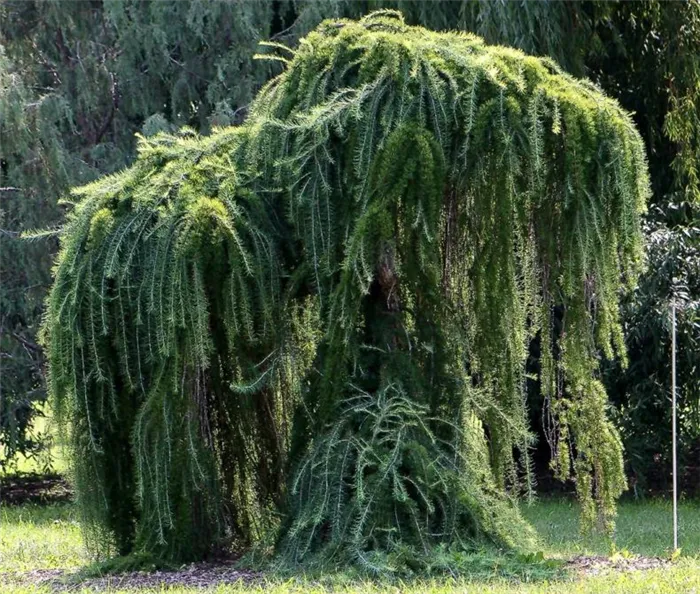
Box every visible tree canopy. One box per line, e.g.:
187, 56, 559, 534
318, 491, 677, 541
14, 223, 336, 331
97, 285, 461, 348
3, 2, 699, 492
42, 12, 650, 571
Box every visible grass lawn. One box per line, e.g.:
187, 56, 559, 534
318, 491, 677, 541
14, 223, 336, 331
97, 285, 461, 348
1, 498, 699, 593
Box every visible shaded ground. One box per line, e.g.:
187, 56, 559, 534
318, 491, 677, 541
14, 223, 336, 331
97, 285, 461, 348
0, 555, 674, 591
1, 485, 696, 593
0, 473, 72, 505
1, 563, 259, 591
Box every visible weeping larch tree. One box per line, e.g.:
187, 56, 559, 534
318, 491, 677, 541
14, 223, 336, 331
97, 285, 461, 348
43, 12, 650, 571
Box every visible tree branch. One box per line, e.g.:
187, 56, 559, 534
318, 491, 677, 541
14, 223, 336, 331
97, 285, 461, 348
11, 332, 42, 353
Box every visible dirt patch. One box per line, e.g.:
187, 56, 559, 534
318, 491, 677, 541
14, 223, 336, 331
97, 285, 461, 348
566, 554, 671, 576
1, 562, 259, 591
1, 554, 673, 590
0, 473, 72, 505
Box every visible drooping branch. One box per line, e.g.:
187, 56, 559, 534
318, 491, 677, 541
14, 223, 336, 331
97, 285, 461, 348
43, 11, 649, 570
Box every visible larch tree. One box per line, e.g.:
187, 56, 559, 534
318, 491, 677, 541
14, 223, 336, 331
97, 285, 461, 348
0, 0, 279, 467
4, 1, 699, 492
44, 11, 649, 571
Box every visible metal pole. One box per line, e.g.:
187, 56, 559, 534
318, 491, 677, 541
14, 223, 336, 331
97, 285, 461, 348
672, 301, 678, 551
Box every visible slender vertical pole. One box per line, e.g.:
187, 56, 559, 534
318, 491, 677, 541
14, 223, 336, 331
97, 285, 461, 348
672, 301, 678, 551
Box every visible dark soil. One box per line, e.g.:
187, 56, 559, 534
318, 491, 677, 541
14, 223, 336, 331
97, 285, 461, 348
0, 555, 673, 591
0, 562, 259, 591
566, 554, 671, 576
0, 473, 72, 505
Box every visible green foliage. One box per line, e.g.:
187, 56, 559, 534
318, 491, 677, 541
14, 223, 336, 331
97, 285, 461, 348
3, 2, 699, 503
0, 44, 66, 469
587, 1, 700, 209
43, 128, 298, 559
42, 12, 649, 571
290, 9, 700, 495
0, 0, 281, 468
289, 0, 594, 78
292, 1, 700, 213
282, 385, 535, 573
606, 203, 700, 494
251, 9, 646, 548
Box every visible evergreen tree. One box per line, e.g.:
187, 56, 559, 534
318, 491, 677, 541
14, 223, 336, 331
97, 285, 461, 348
3, 0, 698, 498
44, 12, 649, 571
0, 39, 77, 467
0, 0, 279, 467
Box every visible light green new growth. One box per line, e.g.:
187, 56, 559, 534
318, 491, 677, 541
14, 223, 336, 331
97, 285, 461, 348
43, 11, 649, 571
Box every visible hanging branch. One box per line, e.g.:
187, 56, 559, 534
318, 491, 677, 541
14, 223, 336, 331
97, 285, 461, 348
43, 11, 650, 570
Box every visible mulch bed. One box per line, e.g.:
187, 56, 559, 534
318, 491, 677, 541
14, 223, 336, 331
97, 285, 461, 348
0, 555, 673, 591
565, 554, 670, 576
0, 563, 260, 591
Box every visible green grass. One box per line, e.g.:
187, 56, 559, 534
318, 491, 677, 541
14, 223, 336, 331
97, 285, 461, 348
1, 499, 699, 593
0, 504, 85, 572
523, 498, 700, 558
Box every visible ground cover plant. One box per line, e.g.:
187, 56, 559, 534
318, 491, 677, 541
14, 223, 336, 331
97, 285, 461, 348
41, 11, 650, 572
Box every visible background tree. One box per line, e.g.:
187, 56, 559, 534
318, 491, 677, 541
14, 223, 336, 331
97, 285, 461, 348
606, 205, 700, 494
